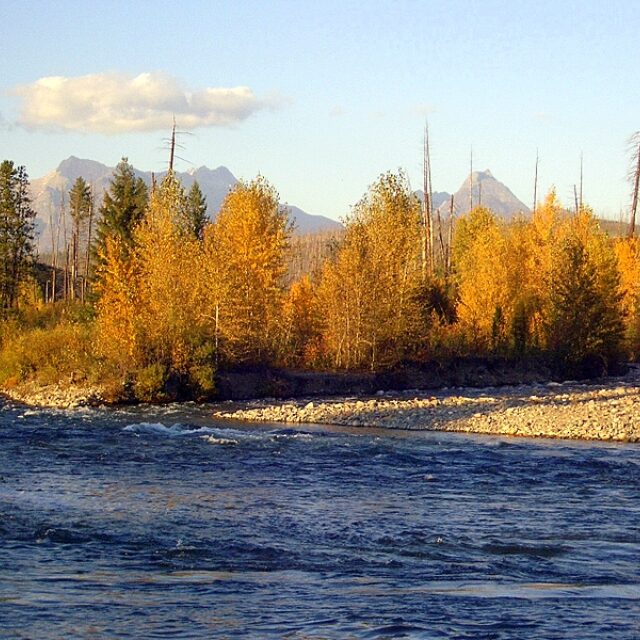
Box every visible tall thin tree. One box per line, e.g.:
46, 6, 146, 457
533, 149, 539, 216
628, 132, 640, 237
422, 121, 433, 278
579, 152, 584, 210
469, 147, 474, 212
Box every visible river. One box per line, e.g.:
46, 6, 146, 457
1, 399, 639, 639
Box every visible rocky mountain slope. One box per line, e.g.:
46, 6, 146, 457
30, 157, 343, 249
416, 170, 529, 219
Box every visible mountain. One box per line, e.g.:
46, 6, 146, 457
446, 170, 529, 218
414, 190, 452, 211
415, 171, 529, 219
30, 157, 342, 249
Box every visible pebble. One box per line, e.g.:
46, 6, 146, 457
213, 371, 640, 443
1, 382, 105, 409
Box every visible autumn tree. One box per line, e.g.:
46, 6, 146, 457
95, 235, 142, 375
452, 207, 511, 352
317, 171, 424, 369
523, 190, 566, 346
280, 275, 322, 367
205, 176, 291, 364
0, 161, 36, 312
615, 236, 640, 357
95, 173, 215, 400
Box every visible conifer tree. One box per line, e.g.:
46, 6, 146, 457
546, 234, 623, 375
185, 181, 208, 240
68, 176, 91, 299
92, 158, 148, 269
0, 160, 36, 312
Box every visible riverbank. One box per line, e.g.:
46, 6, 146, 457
0, 381, 106, 409
213, 367, 640, 442
3, 366, 640, 442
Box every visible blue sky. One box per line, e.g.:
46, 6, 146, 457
1, 0, 638, 221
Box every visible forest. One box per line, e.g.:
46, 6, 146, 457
1, 155, 640, 402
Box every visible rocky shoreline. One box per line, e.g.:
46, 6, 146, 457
0, 381, 106, 409
4, 368, 640, 443
213, 368, 640, 442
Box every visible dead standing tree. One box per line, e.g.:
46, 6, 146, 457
422, 122, 434, 279
533, 149, 539, 216
82, 186, 95, 302
628, 132, 640, 237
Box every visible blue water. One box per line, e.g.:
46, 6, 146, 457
1, 399, 639, 639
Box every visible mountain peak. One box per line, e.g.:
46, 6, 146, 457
56, 156, 110, 182
443, 169, 529, 218
30, 157, 343, 249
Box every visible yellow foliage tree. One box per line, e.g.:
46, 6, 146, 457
317, 171, 423, 369
134, 174, 212, 379
615, 236, 640, 357
95, 235, 142, 373
452, 207, 511, 352
95, 173, 216, 399
207, 176, 291, 363
525, 190, 565, 345
280, 275, 321, 367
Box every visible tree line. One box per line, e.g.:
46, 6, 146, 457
1, 157, 640, 400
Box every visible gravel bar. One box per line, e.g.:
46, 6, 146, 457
213, 368, 640, 442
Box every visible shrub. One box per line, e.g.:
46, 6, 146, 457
134, 363, 168, 403
0, 321, 97, 386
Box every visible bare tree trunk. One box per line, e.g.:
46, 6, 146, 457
446, 195, 454, 275
422, 122, 433, 279
437, 209, 446, 271
574, 185, 579, 215
61, 196, 69, 302
579, 152, 584, 210
169, 117, 176, 172
469, 147, 473, 212
629, 140, 640, 237
71, 225, 78, 301
49, 207, 57, 303
533, 149, 539, 216
83, 188, 94, 302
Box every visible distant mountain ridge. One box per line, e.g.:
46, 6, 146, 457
30, 157, 343, 249
415, 170, 529, 219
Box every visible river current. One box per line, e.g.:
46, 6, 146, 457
0, 399, 639, 639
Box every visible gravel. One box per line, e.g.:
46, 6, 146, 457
213, 368, 640, 442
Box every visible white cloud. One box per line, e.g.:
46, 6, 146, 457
12, 71, 279, 134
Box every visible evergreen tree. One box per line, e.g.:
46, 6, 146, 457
0, 160, 36, 312
546, 236, 623, 375
185, 181, 208, 240
68, 176, 92, 299
93, 158, 148, 268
